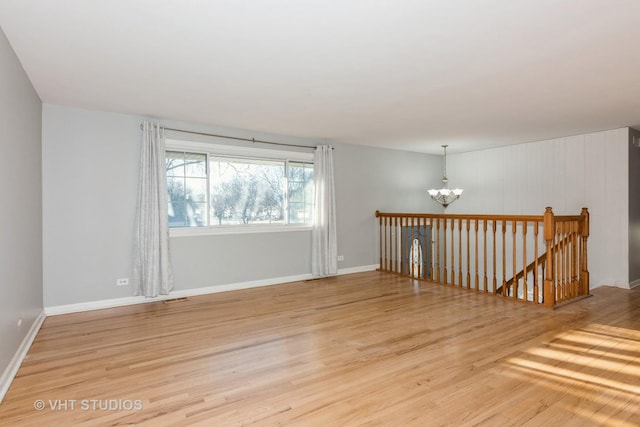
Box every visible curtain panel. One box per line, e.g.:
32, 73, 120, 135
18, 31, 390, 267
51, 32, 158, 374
132, 121, 174, 297
312, 145, 338, 277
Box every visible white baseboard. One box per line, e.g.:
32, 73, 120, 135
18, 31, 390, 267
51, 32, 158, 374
629, 279, 640, 289
45, 273, 313, 316
45, 265, 379, 316
338, 264, 378, 275
0, 310, 46, 405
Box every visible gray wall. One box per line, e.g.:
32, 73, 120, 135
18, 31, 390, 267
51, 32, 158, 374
42, 106, 140, 307
38, 103, 640, 304
0, 27, 43, 377
333, 141, 443, 268
42, 104, 441, 307
447, 128, 630, 288
629, 128, 640, 285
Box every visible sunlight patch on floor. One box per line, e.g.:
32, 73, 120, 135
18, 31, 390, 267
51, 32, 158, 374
502, 323, 640, 426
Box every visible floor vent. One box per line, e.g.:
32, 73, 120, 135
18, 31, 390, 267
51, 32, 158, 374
163, 297, 188, 304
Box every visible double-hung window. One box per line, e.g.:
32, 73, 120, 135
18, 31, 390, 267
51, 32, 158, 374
165, 139, 314, 233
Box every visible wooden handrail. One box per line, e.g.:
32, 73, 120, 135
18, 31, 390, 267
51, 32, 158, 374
375, 210, 544, 222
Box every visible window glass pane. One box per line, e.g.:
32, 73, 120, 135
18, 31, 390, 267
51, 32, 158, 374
184, 153, 207, 177
210, 157, 285, 225
166, 151, 186, 177
184, 178, 207, 226
185, 177, 207, 203
187, 202, 207, 227
167, 177, 187, 227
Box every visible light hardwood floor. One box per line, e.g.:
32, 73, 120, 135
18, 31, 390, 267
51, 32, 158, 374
0, 271, 639, 426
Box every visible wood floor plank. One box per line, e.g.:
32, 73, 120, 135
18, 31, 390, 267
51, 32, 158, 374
0, 271, 638, 426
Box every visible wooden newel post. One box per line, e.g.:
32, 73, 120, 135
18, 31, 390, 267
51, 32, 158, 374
543, 207, 555, 308
580, 208, 590, 296
375, 211, 382, 271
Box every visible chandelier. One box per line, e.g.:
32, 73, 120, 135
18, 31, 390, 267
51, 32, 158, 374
428, 145, 463, 208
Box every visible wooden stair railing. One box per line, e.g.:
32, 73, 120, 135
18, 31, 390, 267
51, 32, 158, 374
375, 207, 590, 308
497, 230, 576, 296
497, 252, 546, 296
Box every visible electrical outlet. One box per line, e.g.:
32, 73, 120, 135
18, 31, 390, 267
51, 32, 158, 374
337, 255, 344, 261
116, 278, 129, 286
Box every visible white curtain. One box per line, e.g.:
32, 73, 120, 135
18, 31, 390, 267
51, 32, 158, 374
312, 145, 338, 277
132, 121, 174, 297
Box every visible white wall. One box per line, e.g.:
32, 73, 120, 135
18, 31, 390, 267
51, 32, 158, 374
42, 104, 441, 308
628, 128, 640, 285
446, 128, 630, 288
0, 27, 43, 385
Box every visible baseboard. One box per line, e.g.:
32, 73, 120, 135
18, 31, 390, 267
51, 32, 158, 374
45, 266, 379, 316
45, 273, 313, 316
338, 264, 378, 275
0, 310, 46, 405
629, 279, 640, 289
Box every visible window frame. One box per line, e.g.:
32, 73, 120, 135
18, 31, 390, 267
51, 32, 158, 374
165, 138, 314, 237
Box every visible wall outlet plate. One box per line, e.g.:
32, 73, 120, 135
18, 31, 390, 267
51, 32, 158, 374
337, 255, 344, 261
116, 278, 129, 286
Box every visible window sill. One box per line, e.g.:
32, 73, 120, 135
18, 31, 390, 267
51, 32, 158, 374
169, 224, 312, 237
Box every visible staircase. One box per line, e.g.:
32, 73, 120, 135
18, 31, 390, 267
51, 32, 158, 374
375, 207, 590, 308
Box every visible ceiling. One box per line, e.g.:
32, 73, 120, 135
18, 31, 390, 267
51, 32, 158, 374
1, 0, 640, 154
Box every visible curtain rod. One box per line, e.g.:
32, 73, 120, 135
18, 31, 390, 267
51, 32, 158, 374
140, 124, 327, 150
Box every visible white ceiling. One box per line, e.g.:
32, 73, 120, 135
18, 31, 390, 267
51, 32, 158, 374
1, 0, 640, 154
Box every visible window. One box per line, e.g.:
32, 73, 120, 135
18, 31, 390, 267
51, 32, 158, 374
166, 140, 314, 231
